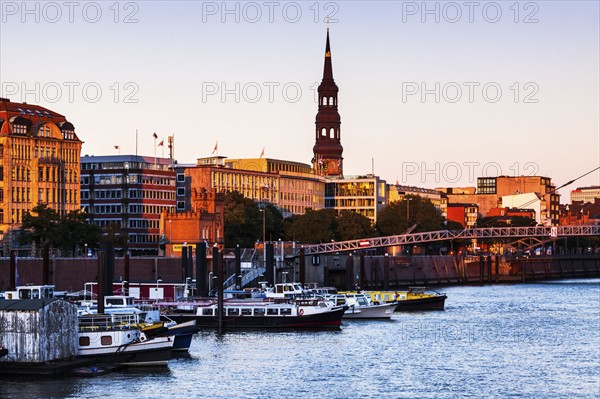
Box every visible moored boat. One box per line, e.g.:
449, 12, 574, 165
361, 287, 447, 311
329, 293, 397, 319
78, 314, 174, 366
164, 298, 345, 329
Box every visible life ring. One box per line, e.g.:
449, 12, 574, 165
298, 308, 304, 316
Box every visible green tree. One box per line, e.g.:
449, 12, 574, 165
336, 210, 377, 241
288, 208, 338, 243
55, 210, 102, 255
377, 195, 444, 235
19, 203, 60, 252
223, 191, 261, 247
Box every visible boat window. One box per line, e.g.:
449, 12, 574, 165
19, 289, 31, 299
202, 308, 213, 316
32, 290, 40, 299
228, 308, 239, 316
280, 308, 292, 316
101, 336, 112, 346
241, 309, 252, 316
383, 294, 390, 301
254, 308, 265, 316
79, 336, 90, 346
266, 308, 279, 316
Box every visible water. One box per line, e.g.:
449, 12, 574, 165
1, 280, 599, 399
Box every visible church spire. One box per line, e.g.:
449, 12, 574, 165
312, 29, 343, 177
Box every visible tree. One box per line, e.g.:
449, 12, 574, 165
377, 195, 445, 236
223, 191, 261, 247
19, 203, 60, 252
288, 208, 338, 243
336, 211, 377, 241
55, 210, 102, 256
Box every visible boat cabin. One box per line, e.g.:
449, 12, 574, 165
1, 285, 55, 300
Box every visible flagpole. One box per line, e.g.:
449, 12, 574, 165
135, 129, 138, 157
153, 132, 157, 167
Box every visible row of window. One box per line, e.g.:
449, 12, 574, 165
200, 307, 293, 317
80, 189, 175, 201
81, 162, 173, 172
81, 174, 175, 187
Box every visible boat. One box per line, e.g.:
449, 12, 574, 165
78, 295, 198, 353
147, 319, 199, 352
328, 293, 397, 319
361, 287, 447, 311
164, 297, 346, 329
77, 313, 174, 366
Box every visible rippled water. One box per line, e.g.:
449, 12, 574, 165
1, 280, 599, 399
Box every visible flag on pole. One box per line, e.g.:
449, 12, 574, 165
153, 132, 158, 139
114, 145, 120, 150
157, 140, 164, 147
260, 147, 265, 159
212, 141, 218, 155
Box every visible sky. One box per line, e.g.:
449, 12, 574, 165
1, 1, 599, 201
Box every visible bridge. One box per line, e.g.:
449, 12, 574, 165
297, 225, 600, 256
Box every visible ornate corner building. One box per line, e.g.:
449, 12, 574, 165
0, 98, 82, 256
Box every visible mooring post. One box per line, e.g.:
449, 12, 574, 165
265, 243, 274, 286
479, 255, 484, 284
42, 243, 50, 285
181, 245, 188, 282
383, 254, 390, 291
235, 245, 242, 290
9, 251, 16, 290
359, 251, 366, 290
196, 243, 206, 297
97, 250, 105, 315
214, 245, 223, 334
124, 254, 130, 296
495, 254, 499, 283
299, 247, 306, 288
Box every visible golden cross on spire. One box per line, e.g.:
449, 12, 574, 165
326, 16, 330, 31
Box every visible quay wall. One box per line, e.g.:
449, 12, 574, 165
1, 254, 599, 293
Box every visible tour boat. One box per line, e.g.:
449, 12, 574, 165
78, 313, 174, 366
164, 298, 346, 329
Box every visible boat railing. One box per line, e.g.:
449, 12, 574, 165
79, 313, 141, 330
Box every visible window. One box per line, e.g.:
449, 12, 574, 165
202, 308, 213, 316
177, 187, 185, 197
241, 309, 252, 316
280, 308, 292, 316
228, 308, 240, 316
254, 308, 265, 316
79, 337, 90, 346
177, 173, 185, 182
177, 201, 185, 210
266, 308, 279, 316
101, 336, 112, 346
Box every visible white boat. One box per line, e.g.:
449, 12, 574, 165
329, 294, 397, 319
78, 313, 174, 366
165, 297, 346, 329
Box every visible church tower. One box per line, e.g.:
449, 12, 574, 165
312, 28, 343, 177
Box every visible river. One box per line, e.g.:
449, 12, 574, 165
1, 279, 599, 399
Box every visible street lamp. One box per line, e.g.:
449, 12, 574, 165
282, 271, 288, 283
121, 280, 128, 295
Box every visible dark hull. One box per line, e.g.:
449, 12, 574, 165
80, 345, 172, 367
168, 307, 345, 330
394, 295, 447, 311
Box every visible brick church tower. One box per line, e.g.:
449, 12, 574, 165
312, 29, 343, 177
